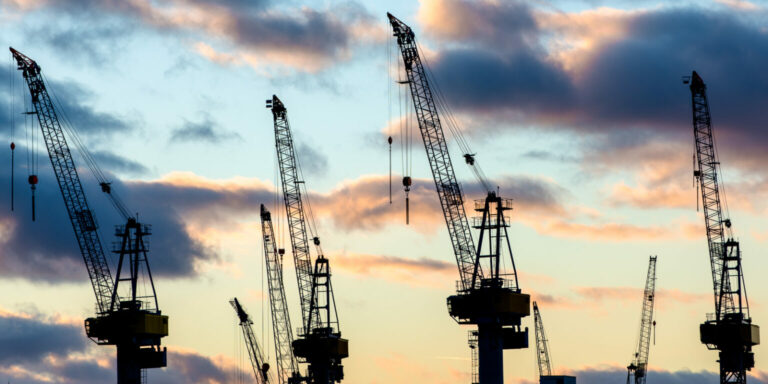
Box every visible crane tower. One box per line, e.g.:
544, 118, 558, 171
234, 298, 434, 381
534, 302, 576, 384
231, 298, 272, 384
626, 256, 657, 384
260, 204, 305, 384
267, 95, 348, 384
387, 13, 530, 384
685, 71, 759, 384
10, 47, 167, 384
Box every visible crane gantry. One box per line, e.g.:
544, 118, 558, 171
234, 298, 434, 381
685, 72, 759, 384
10, 47, 168, 384
387, 13, 530, 384
267, 95, 348, 384
627, 256, 657, 384
231, 297, 272, 384
260, 204, 304, 384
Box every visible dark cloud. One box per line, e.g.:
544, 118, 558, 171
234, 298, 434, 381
5, 0, 379, 71
0, 311, 247, 383
169, 115, 241, 144
0, 60, 134, 139
92, 150, 149, 175
0, 313, 85, 363
420, 3, 768, 165
0, 148, 239, 282
430, 48, 573, 115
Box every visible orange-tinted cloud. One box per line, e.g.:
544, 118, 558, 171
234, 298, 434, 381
332, 252, 455, 288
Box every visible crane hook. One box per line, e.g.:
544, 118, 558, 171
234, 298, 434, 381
28, 174, 38, 221
403, 176, 412, 225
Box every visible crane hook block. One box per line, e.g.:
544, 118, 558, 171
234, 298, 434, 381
10, 142, 15, 150
100, 182, 112, 194
313, 237, 320, 246
28, 174, 38, 185
402, 176, 412, 189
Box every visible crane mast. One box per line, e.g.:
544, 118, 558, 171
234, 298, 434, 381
260, 205, 304, 384
686, 71, 759, 384
627, 256, 657, 384
387, 13, 529, 384
266, 95, 348, 384
10, 47, 168, 384
231, 298, 272, 384
533, 302, 552, 378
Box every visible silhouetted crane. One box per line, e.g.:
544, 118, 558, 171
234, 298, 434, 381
267, 95, 348, 384
685, 71, 759, 384
10, 47, 167, 384
260, 204, 305, 384
534, 302, 576, 384
231, 297, 272, 384
387, 13, 529, 384
627, 256, 657, 384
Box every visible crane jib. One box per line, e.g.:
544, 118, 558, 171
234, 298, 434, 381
387, 13, 477, 290
10, 47, 116, 314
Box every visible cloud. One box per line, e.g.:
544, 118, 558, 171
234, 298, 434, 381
91, 150, 149, 176
0, 311, 85, 364
0, 62, 134, 140
296, 141, 329, 176
2, 0, 384, 73
332, 252, 455, 288
25, 20, 134, 66
417, 0, 538, 50
168, 114, 241, 144
409, 1, 768, 179
552, 366, 768, 384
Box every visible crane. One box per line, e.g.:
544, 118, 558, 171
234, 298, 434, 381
626, 256, 657, 384
10, 47, 168, 384
684, 71, 759, 384
266, 95, 348, 384
387, 13, 530, 384
231, 298, 272, 384
534, 302, 553, 379
260, 204, 304, 384
534, 302, 576, 384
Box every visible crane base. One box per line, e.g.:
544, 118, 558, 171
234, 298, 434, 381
448, 288, 530, 324
700, 321, 759, 347
85, 311, 169, 344
540, 376, 576, 384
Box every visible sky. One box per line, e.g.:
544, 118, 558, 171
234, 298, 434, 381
0, 0, 768, 383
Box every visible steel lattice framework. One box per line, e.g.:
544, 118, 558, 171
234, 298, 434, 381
10, 47, 115, 313
268, 95, 347, 384
388, 14, 529, 384
269, 96, 320, 332
11, 47, 167, 384
627, 256, 657, 384
533, 302, 552, 378
387, 14, 477, 291
261, 205, 302, 384
231, 298, 271, 384
688, 71, 758, 384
